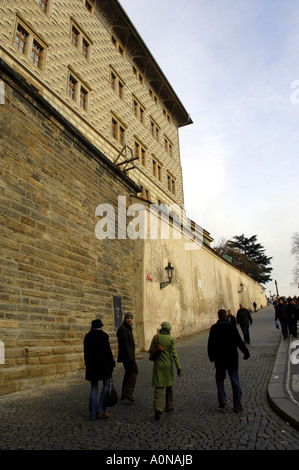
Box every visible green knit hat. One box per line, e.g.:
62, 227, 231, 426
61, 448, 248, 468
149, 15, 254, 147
161, 321, 172, 331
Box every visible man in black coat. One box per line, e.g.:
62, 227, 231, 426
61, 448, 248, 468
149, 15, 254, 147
117, 312, 138, 402
84, 319, 115, 420
236, 303, 253, 344
275, 299, 289, 339
208, 309, 250, 412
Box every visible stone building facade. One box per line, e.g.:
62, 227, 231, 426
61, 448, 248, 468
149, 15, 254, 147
0, 0, 193, 212
0, 0, 267, 396
0, 59, 142, 395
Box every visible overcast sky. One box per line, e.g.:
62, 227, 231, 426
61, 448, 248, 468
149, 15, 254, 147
119, 0, 299, 297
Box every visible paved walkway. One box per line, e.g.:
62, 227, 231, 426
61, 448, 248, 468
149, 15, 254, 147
0, 306, 298, 456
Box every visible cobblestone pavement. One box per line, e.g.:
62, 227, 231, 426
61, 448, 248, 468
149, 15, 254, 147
0, 306, 298, 455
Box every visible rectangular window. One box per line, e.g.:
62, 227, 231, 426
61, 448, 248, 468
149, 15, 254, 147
80, 87, 88, 110
152, 157, 162, 181
141, 148, 146, 167
133, 66, 143, 84
67, 69, 90, 111
14, 20, 47, 70
119, 126, 125, 146
164, 136, 173, 157
111, 72, 116, 91
112, 116, 126, 145
68, 76, 77, 100
111, 35, 124, 56
110, 67, 124, 101
167, 174, 176, 194
118, 81, 124, 100
134, 139, 146, 167
72, 25, 79, 47
149, 88, 158, 104
39, 0, 48, 13
151, 119, 160, 142
31, 40, 43, 68
112, 118, 117, 140
157, 164, 162, 182
152, 159, 156, 177
85, 0, 93, 13
82, 38, 89, 59
163, 108, 171, 123
15, 25, 28, 54
71, 21, 91, 60
133, 96, 145, 124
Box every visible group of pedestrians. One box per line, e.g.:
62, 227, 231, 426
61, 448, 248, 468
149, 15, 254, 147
274, 296, 298, 340
83, 304, 255, 421
83, 313, 182, 421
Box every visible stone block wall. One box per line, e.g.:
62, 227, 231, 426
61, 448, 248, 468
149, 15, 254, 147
0, 0, 186, 210
0, 61, 139, 395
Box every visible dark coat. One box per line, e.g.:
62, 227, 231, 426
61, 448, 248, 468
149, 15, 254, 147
208, 319, 249, 371
117, 321, 135, 363
236, 308, 252, 327
227, 314, 236, 326
84, 329, 115, 382
275, 303, 288, 321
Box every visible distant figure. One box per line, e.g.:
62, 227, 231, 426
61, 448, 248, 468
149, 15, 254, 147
236, 304, 253, 344
208, 309, 250, 413
253, 302, 257, 312
227, 309, 236, 326
274, 299, 289, 340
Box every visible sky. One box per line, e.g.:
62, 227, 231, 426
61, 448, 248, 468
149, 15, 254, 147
119, 0, 299, 297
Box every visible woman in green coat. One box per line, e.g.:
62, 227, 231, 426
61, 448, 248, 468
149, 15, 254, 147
149, 321, 182, 420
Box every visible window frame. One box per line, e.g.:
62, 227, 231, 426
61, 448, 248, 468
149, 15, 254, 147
70, 19, 92, 61
14, 25, 29, 55
134, 139, 147, 167
111, 34, 124, 57
167, 173, 176, 195
31, 39, 44, 68
150, 118, 160, 143
111, 115, 126, 146
14, 19, 47, 71
132, 95, 145, 124
39, 0, 49, 14
110, 67, 125, 101
67, 68, 90, 112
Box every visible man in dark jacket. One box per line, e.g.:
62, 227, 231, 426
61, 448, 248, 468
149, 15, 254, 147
117, 312, 138, 402
84, 319, 115, 420
275, 299, 289, 339
208, 309, 250, 413
236, 303, 253, 344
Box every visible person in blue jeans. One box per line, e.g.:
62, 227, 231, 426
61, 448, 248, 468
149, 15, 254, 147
84, 319, 115, 420
208, 309, 250, 412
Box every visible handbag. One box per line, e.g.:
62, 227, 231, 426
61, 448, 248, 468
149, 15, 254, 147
104, 377, 118, 407
149, 335, 164, 361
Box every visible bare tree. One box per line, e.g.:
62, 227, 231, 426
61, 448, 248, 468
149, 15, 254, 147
291, 232, 299, 286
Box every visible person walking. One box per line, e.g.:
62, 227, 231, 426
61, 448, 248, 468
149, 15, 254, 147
149, 321, 182, 421
275, 299, 289, 340
286, 299, 298, 338
227, 309, 236, 326
83, 319, 115, 420
236, 303, 253, 344
117, 312, 138, 402
208, 309, 250, 413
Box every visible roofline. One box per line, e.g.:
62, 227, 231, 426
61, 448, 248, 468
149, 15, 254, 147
108, 0, 193, 128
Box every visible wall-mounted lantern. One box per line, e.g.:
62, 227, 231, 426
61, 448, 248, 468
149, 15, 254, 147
160, 262, 174, 289
238, 282, 244, 294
